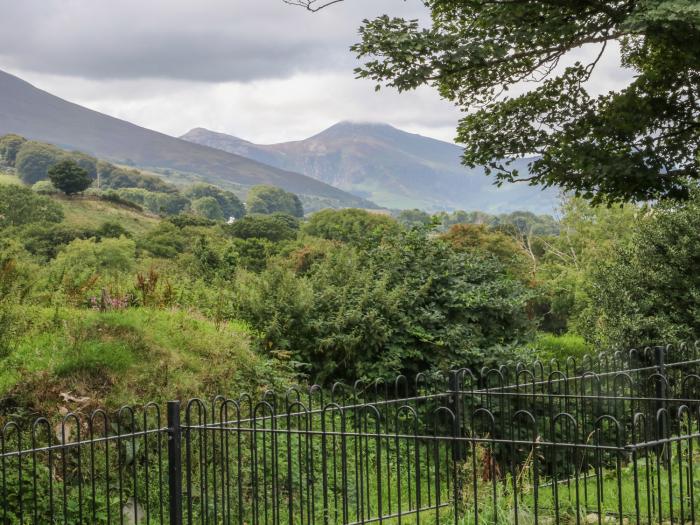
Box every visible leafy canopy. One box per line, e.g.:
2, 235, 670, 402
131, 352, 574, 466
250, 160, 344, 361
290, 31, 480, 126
48, 159, 93, 195
246, 185, 304, 217
225, 214, 298, 242
583, 188, 700, 348
0, 134, 27, 166
303, 208, 400, 246
15, 141, 65, 185
184, 183, 245, 220
292, 0, 700, 204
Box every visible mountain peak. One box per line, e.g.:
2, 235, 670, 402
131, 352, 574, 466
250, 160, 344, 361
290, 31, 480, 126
0, 68, 370, 208
181, 122, 557, 214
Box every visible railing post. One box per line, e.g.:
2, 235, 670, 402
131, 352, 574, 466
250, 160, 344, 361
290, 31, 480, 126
167, 400, 183, 525
654, 346, 670, 466
448, 370, 466, 460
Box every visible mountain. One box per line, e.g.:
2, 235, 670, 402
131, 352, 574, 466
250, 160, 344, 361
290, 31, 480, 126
0, 69, 371, 208
181, 122, 559, 213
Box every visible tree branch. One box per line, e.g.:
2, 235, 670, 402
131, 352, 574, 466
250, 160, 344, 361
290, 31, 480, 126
282, 0, 345, 11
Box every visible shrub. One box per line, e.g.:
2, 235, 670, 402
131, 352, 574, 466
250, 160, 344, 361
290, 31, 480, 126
0, 184, 64, 227
100, 191, 144, 211
49, 237, 136, 303
440, 223, 530, 278
31, 180, 58, 194
396, 209, 432, 228
95, 221, 131, 240
138, 223, 186, 258
69, 151, 98, 179
167, 214, 215, 228
532, 333, 592, 362
21, 224, 96, 260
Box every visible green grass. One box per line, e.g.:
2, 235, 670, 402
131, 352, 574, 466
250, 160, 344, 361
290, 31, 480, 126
0, 306, 284, 412
0, 170, 160, 236
533, 332, 593, 362
0, 170, 22, 186
58, 195, 161, 236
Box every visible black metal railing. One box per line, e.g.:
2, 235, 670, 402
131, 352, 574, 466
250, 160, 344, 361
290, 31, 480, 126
2, 343, 700, 524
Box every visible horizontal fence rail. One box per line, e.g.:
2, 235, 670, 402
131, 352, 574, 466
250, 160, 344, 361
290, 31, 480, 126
2, 343, 700, 524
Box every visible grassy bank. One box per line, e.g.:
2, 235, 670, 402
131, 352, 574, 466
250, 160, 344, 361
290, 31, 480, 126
0, 306, 287, 416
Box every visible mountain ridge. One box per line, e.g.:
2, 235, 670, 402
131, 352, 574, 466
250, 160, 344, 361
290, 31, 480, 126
181, 123, 558, 213
0, 69, 371, 208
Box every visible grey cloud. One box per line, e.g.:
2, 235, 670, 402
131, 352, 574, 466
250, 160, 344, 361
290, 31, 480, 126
0, 0, 428, 82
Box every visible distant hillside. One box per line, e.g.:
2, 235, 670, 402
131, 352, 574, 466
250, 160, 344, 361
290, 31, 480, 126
182, 122, 559, 213
0, 70, 371, 209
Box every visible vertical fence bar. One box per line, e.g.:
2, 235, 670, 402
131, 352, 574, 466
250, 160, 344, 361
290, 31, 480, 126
168, 401, 183, 525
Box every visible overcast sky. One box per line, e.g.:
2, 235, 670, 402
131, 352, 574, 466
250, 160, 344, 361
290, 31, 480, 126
0, 0, 634, 144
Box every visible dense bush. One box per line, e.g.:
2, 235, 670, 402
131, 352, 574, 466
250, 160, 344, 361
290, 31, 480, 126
69, 152, 98, 179
532, 333, 591, 362
138, 222, 186, 258
0, 184, 64, 227
167, 214, 216, 228
234, 228, 535, 381
49, 237, 136, 303
31, 180, 58, 194
20, 224, 96, 260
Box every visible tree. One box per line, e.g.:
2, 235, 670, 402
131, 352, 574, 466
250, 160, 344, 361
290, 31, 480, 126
440, 223, 531, 279
184, 184, 245, 219
303, 208, 400, 246
191, 196, 225, 221
48, 159, 93, 195
582, 188, 700, 348
537, 197, 637, 333
69, 152, 98, 180
97, 162, 178, 192
15, 142, 64, 184
225, 214, 298, 242
234, 227, 534, 381
396, 209, 432, 229
246, 185, 304, 217
0, 134, 27, 166
289, 0, 700, 204
116, 188, 189, 215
